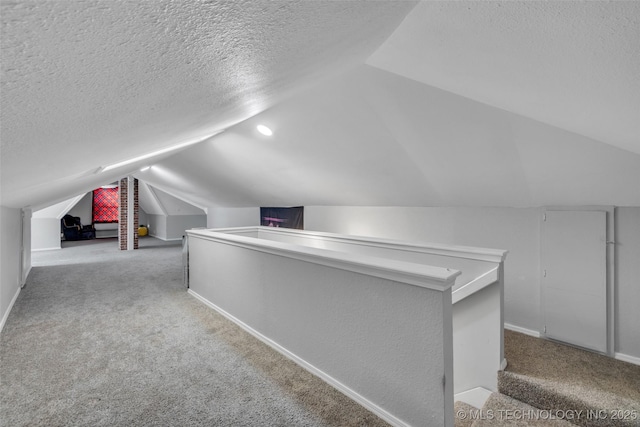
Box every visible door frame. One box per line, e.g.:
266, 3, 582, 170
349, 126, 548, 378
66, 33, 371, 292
20, 208, 32, 287
540, 206, 615, 356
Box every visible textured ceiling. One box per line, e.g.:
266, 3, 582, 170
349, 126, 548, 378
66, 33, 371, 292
1, 0, 415, 209
140, 65, 640, 209
368, 1, 640, 154
2, 0, 639, 212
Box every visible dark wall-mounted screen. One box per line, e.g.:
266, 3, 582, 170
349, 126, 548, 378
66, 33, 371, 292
260, 206, 303, 230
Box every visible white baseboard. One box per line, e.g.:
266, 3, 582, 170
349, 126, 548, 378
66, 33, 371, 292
0, 286, 21, 334
504, 323, 540, 338
148, 234, 182, 242
187, 289, 410, 427
615, 352, 640, 366
23, 265, 32, 285
500, 358, 508, 371
32, 247, 61, 252
504, 325, 640, 366
454, 387, 493, 409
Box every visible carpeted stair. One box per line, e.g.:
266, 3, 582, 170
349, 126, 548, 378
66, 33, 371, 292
473, 392, 575, 427
497, 330, 640, 427
455, 392, 574, 426
455, 400, 478, 427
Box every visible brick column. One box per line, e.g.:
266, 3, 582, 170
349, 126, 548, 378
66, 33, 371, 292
119, 178, 127, 250
133, 178, 139, 249
119, 176, 139, 250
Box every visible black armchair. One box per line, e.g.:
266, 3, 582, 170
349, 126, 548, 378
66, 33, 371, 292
61, 215, 95, 241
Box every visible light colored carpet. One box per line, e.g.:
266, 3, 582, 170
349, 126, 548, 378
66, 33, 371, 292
455, 400, 478, 427
472, 393, 574, 427
499, 330, 640, 427
1, 237, 388, 426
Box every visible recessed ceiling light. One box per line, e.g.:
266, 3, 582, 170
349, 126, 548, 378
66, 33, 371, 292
140, 166, 151, 172
257, 125, 273, 136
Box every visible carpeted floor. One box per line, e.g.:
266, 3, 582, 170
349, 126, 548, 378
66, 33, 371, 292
1, 237, 388, 426
499, 329, 640, 427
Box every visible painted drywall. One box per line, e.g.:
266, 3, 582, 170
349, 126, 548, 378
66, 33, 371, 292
615, 207, 640, 359
306, 206, 541, 333
153, 187, 206, 216
452, 282, 501, 393
21, 209, 32, 283
32, 194, 84, 220
219, 226, 503, 399
1, 206, 23, 330
207, 207, 260, 228
306, 205, 640, 360
138, 181, 164, 215
138, 209, 148, 228
166, 215, 206, 240
138, 182, 205, 239
145, 64, 640, 210
66, 192, 93, 225
2, 1, 415, 210
146, 214, 167, 240
188, 233, 453, 426
147, 214, 206, 241
31, 218, 61, 251
31, 194, 89, 250
367, 1, 640, 154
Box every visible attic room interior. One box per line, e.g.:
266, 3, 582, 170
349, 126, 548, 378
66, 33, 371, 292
1, 1, 639, 426
35, 180, 207, 248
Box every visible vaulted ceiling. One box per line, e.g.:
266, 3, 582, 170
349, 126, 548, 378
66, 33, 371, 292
2, 1, 639, 211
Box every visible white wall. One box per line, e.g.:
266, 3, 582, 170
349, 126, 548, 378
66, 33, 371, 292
22, 209, 32, 282
1, 206, 23, 331
167, 215, 206, 240
31, 218, 61, 251
139, 208, 149, 228
147, 214, 167, 240
452, 282, 501, 393
147, 214, 206, 240
306, 206, 540, 332
207, 207, 260, 228
154, 188, 206, 216
305, 205, 640, 361
66, 192, 92, 225
615, 207, 640, 359
31, 193, 89, 250
188, 232, 454, 426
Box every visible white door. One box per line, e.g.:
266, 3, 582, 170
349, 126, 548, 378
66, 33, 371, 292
541, 210, 607, 353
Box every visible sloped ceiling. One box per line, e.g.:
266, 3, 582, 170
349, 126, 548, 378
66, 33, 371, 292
140, 65, 640, 208
367, 1, 640, 154
138, 182, 206, 217
0, 0, 416, 209
2, 1, 639, 211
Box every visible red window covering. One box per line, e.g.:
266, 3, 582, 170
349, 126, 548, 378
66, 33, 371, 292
92, 187, 119, 223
